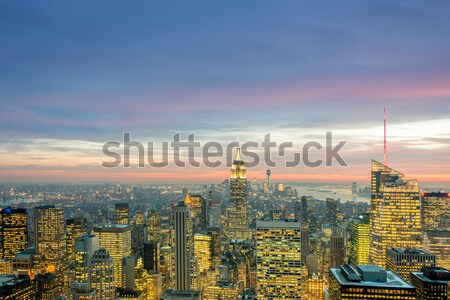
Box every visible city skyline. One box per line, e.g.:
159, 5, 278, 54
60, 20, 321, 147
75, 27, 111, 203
1, 1, 450, 183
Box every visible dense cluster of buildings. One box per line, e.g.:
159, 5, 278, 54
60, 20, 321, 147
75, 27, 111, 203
0, 151, 449, 299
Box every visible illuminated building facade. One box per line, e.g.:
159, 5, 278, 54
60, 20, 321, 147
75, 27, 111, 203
115, 203, 130, 225
422, 192, 450, 230
93, 224, 131, 287
194, 233, 212, 273
66, 216, 86, 262
329, 264, 416, 300
74, 235, 99, 283
386, 247, 436, 283
0, 207, 28, 261
147, 209, 161, 242
348, 214, 370, 265
411, 267, 450, 300
89, 249, 115, 300
34, 205, 66, 272
306, 273, 324, 300
423, 230, 450, 269
256, 220, 302, 299
204, 282, 241, 299
228, 148, 248, 240
370, 160, 422, 268
0, 275, 35, 299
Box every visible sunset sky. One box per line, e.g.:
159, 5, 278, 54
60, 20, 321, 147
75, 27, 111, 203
1, 1, 449, 184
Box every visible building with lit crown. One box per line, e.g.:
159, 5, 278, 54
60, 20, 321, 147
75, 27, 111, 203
227, 148, 249, 240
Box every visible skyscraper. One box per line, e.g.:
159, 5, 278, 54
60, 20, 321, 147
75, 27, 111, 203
329, 264, 416, 300
411, 267, 450, 300
194, 233, 212, 273
147, 209, 161, 242
173, 201, 193, 291
227, 147, 248, 240
256, 220, 302, 299
422, 192, 450, 230
115, 203, 130, 225
330, 235, 345, 268
423, 230, 450, 269
326, 198, 339, 229
74, 234, 99, 283
89, 249, 115, 300
34, 205, 66, 272
0, 207, 28, 260
66, 215, 86, 262
143, 241, 159, 273
348, 214, 370, 266
370, 160, 422, 268
93, 224, 131, 287
386, 247, 436, 283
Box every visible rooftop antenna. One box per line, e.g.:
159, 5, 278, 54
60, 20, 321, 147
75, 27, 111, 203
384, 106, 387, 165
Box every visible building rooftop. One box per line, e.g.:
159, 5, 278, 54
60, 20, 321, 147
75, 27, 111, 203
387, 247, 434, 256
330, 265, 414, 289
256, 220, 301, 229
93, 224, 130, 231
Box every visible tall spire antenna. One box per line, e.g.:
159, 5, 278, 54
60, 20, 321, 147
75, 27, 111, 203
384, 106, 387, 165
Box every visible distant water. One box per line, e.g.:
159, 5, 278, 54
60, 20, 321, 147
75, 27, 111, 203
286, 182, 370, 203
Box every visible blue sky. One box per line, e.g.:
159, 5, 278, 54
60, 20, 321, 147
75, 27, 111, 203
1, 1, 449, 183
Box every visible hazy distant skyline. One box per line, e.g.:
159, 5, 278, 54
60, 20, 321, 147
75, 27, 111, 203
1, 1, 449, 183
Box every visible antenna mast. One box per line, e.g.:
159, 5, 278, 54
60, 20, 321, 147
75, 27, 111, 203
384, 106, 387, 165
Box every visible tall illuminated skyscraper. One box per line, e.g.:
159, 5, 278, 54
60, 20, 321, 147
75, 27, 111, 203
147, 209, 161, 242
348, 214, 370, 266
228, 148, 248, 240
256, 220, 302, 299
0, 207, 28, 260
173, 201, 193, 291
93, 224, 131, 287
34, 205, 66, 272
115, 203, 130, 225
89, 249, 115, 300
370, 160, 422, 268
